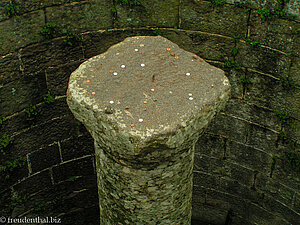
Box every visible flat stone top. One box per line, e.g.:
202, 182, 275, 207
67, 36, 230, 138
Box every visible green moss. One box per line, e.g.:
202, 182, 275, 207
115, 0, 141, 7
0, 134, 14, 155
25, 105, 43, 121
33, 202, 46, 212
273, 110, 292, 126
239, 77, 251, 84
224, 60, 242, 70
245, 37, 259, 47
5, 1, 20, 18
4, 191, 27, 215
285, 151, 300, 173
209, 0, 226, 6
258, 9, 272, 20
230, 47, 238, 57
67, 176, 80, 182
43, 93, 55, 104
40, 23, 56, 43
279, 76, 299, 89
0, 117, 6, 125
64, 32, 82, 47
0, 157, 26, 180
153, 29, 163, 36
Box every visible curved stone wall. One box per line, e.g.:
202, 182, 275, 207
0, 0, 299, 224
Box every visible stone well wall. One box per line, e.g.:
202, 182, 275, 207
0, 0, 299, 224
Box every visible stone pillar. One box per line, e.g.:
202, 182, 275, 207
67, 36, 230, 225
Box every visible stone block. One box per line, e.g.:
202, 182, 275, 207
294, 193, 300, 213
14, 0, 86, 15
20, 37, 84, 77
29, 144, 61, 173
0, 10, 44, 55
0, 72, 47, 117
195, 133, 225, 159
247, 201, 291, 225
0, 52, 22, 86
236, 42, 291, 76
226, 68, 244, 98
24, 175, 98, 215
180, 1, 248, 38
224, 98, 281, 131
60, 134, 94, 161
0, 157, 28, 191
261, 195, 300, 225
246, 124, 278, 152
249, 13, 297, 53
46, 60, 84, 96
244, 70, 295, 112
0, 97, 73, 137
52, 157, 95, 183
8, 115, 80, 160
256, 175, 297, 209
286, 0, 300, 21
81, 29, 151, 59
290, 56, 300, 85
227, 141, 272, 173
13, 170, 53, 196
58, 205, 100, 225
198, 185, 251, 223
46, 0, 113, 34
206, 113, 250, 143
0, 0, 10, 22
168, 30, 236, 62
115, 0, 179, 28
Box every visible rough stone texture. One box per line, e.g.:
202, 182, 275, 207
0, 73, 47, 117
115, 0, 179, 28
0, 10, 44, 55
180, 1, 248, 38
249, 14, 297, 53
67, 36, 230, 224
0, 52, 22, 85
286, 0, 300, 21
46, 0, 113, 34
236, 42, 291, 76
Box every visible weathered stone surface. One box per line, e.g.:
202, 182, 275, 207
224, 98, 281, 131
29, 144, 61, 173
115, 0, 179, 28
0, 73, 47, 117
6, 115, 80, 161
46, 0, 113, 34
0, 52, 22, 85
286, 0, 300, 20
244, 71, 299, 118
20, 37, 84, 76
13, 170, 53, 196
67, 36, 230, 224
227, 141, 273, 172
166, 30, 236, 62
52, 157, 95, 183
236, 42, 291, 76
46, 60, 84, 96
206, 113, 250, 143
180, 1, 248, 37
249, 13, 296, 53
0, 0, 10, 22
60, 135, 94, 161
0, 10, 44, 55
